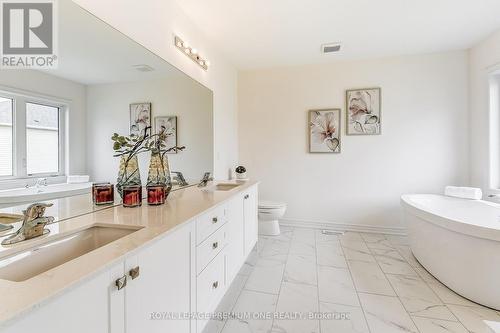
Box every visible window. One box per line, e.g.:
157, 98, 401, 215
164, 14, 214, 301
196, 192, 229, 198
26, 103, 60, 175
489, 72, 500, 188
0, 91, 65, 180
0, 98, 13, 176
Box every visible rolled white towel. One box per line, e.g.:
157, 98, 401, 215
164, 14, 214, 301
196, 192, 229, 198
444, 186, 482, 200
67, 175, 90, 184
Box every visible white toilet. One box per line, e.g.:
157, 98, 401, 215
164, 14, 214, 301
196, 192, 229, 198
258, 201, 287, 236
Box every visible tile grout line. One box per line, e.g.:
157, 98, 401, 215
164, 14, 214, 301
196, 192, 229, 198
390, 239, 494, 331
338, 233, 373, 333
391, 243, 472, 325
364, 233, 423, 333
218, 233, 289, 333
391, 246, 474, 330
268, 227, 293, 332
314, 229, 322, 333
216, 251, 255, 333
383, 272, 463, 324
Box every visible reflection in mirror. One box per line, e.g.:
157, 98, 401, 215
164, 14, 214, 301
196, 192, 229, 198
0, 0, 213, 218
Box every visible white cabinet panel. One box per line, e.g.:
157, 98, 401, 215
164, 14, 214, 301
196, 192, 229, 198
2, 262, 125, 333
196, 253, 225, 333
125, 223, 194, 333
196, 205, 226, 245
225, 195, 244, 283
243, 187, 258, 257
196, 224, 227, 275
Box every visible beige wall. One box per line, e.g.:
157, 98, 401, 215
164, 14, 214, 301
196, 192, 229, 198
238, 51, 469, 229
468, 30, 500, 193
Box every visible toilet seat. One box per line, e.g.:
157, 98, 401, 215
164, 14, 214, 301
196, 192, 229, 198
258, 201, 286, 209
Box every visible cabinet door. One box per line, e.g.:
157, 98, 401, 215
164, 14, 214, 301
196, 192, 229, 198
225, 195, 244, 283
125, 222, 194, 333
243, 186, 258, 257
2, 262, 125, 333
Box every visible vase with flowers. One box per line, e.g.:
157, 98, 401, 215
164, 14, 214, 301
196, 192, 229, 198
112, 127, 150, 198
144, 127, 185, 205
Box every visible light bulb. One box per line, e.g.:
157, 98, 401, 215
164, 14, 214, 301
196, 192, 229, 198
191, 48, 198, 55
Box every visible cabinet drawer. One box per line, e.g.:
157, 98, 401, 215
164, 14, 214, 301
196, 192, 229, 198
196, 253, 225, 315
197, 225, 227, 275
196, 205, 226, 245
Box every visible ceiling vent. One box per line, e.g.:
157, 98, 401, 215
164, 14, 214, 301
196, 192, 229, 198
321, 43, 341, 54
132, 64, 154, 72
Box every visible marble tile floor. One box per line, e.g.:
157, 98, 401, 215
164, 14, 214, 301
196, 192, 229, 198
203, 227, 500, 333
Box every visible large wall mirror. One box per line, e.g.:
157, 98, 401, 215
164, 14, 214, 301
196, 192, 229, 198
0, 0, 213, 219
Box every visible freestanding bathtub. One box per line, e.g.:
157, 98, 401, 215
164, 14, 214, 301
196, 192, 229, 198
401, 194, 500, 310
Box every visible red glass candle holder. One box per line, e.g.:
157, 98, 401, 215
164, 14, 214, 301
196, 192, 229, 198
122, 185, 142, 208
146, 185, 172, 205
92, 182, 109, 203
94, 183, 114, 205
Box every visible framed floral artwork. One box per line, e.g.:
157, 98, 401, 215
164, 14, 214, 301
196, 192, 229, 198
346, 88, 381, 135
155, 116, 177, 153
130, 102, 151, 136
309, 109, 341, 153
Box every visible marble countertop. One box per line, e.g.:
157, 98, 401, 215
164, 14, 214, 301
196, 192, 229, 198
0, 180, 258, 326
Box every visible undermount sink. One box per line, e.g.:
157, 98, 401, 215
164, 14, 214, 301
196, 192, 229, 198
0, 224, 143, 282
209, 183, 241, 191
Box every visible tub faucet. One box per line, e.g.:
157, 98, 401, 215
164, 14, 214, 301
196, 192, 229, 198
1, 203, 54, 245
198, 172, 213, 188
172, 171, 189, 187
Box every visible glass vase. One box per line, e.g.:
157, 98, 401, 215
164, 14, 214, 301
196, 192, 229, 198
147, 152, 172, 187
116, 154, 142, 198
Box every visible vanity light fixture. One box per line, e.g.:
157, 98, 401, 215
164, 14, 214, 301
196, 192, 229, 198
174, 35, 209, 71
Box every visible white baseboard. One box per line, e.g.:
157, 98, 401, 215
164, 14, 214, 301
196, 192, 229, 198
279, 218, 407, 236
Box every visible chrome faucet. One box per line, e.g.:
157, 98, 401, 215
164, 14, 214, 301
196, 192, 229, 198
172, 171, 189, 187
1, 203, 54, 245
198, 172, 213, 188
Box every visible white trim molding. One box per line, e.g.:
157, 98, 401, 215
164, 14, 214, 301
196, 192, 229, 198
280, 218, 407, 236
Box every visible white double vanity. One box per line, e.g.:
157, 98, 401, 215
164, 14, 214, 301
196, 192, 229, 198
0, 182, 258, 333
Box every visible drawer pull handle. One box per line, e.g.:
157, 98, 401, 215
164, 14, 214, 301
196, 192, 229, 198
244, 194, 249, 199
212, 281, 219, 289
212, 242, 218, 249
129, 266, 140, 280
212, 217, 218, 224
115, 275, 127, 290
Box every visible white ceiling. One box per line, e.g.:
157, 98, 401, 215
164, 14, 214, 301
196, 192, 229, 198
175, 0, 500, 69
42, 0, 182, 85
